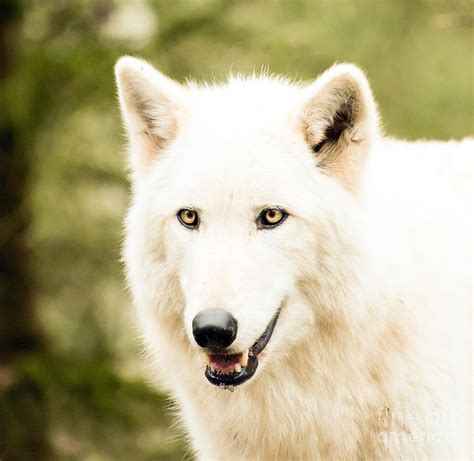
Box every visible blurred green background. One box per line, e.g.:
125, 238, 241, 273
0, 0, 472, 459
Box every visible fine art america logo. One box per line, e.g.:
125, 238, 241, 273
377, 406, 455, 449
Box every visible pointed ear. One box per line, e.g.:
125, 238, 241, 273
301, 64, 379, 192
115, 56, 185, 178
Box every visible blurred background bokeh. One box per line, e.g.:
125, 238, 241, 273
0, 0, 472, 459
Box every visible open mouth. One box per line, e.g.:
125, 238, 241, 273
204, 308, 281, 389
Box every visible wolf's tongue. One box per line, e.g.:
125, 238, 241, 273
209, 353, 242, 373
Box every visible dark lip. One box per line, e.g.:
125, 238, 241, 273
204, 305, 282, 389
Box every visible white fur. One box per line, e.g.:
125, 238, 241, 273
115, 56, 472, 460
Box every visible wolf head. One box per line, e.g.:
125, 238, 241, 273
115, 57, 379, 389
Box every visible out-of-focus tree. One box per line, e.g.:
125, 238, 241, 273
0, 1, 50, 458
0, 0, 41, 360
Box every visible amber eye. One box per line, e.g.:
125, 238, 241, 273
257, 208, 288, 229
178, 209, 199, 229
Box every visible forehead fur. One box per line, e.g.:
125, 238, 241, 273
142, 76, 320, 214
179, 75, 306, 148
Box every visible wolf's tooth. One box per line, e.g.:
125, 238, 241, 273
235, 364, 242, 373
240, 350, 249, 367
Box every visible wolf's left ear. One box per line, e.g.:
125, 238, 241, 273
115, 56, 185, 178
301, 64, 379, 191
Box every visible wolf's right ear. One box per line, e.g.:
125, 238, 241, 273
115, 56, 185, 178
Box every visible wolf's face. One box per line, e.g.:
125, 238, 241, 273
116, 58, 377, 389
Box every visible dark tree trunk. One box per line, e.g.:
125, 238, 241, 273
0, 0, 40, 359
0, 1, 49, 459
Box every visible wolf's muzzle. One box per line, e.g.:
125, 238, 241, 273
203, 304, 283, 389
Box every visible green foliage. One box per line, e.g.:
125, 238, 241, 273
3, 0, 472, 459
1, 353, 185, 460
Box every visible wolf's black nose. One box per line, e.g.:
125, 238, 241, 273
192, 308, 238, 349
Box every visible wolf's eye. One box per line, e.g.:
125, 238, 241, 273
178, 209, 199, 229
257, 208, 288, 229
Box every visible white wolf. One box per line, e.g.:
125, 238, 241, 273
115, 56, 472, 460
